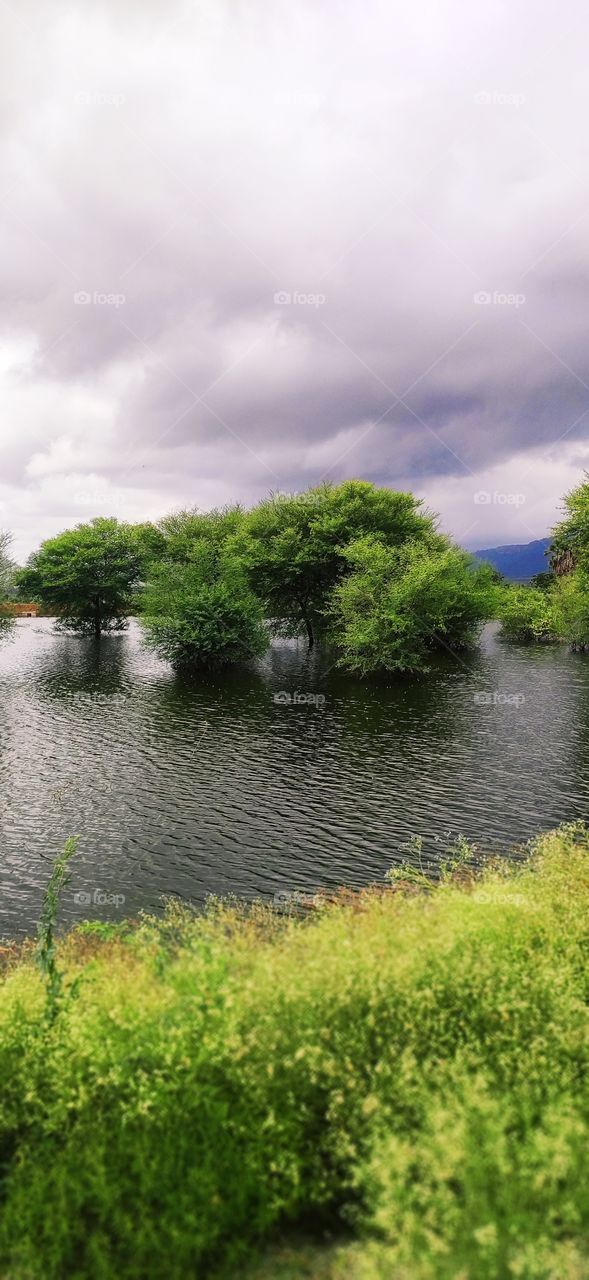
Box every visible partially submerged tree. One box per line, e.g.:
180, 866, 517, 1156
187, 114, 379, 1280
236, 481, 437, 647
551, 573, 589, 650
497, 584, 558, 644
141, 555, 268, 670
539, 475, 589, 647
328, 537, 495, 675
16, 518, 144, 638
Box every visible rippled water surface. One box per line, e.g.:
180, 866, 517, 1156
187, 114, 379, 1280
1, 618, 589, 936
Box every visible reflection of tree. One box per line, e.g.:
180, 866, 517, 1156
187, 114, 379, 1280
0, 684, 13, 831
27, 627, 133, 707
0, 615, 14, 642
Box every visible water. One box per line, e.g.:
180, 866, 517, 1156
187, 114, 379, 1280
0, 618, 588, 937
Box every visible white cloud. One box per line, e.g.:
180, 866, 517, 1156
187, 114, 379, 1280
1, 0, 588, 558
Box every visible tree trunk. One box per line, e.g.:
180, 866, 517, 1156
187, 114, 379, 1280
301, 608, 314, 648
94, 596, 101, 641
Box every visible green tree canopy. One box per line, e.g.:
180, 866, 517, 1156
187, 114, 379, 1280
497, 584, 558, 644
550, 573, 589, 650
16, 518, 144, 638
540, 475, 589, 648
236, 480, 438, 646
550, 475, 589, 574
328, 536, 496, 675
156, 506, 245, 564
141, 556, 267, 670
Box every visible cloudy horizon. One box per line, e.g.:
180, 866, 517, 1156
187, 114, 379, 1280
1, 0, 588, 562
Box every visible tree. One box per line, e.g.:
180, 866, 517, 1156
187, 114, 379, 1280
550, 573, 589, 650
529, 571, 554, 592
16, 518, 144, 638
327, 537, 495, 675
141, 558, 268, 670
140, 505, 268, 669
0, 531, 15, 596
0, 530, 15, 638
130, 521, 167, 567
157, 506, 245, 564
497, 584, 558, 644
550, 474, 589, 575
236, 481, 437, 647
541, 475, 589, 647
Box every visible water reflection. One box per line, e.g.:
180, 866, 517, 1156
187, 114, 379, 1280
0, 619, 588, 937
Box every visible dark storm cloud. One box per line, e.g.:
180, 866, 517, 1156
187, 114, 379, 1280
1, 0, 589, 558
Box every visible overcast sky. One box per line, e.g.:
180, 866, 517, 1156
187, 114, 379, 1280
1, 0, 588, 561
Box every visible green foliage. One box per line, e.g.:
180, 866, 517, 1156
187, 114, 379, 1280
13, 487, 497, 672
550, 472, 589, 574
530, 475, 589, 648
141, 560, 268, 670
497, 583, 558, 643
328, 537, 495, 674
16, 518, 145, 638
141, 505, 268, 669
359, 1071, 589, 1280
551, 570, 589, 649
129, 520, 167, 567
1, 825, 589, 1276
0, 530, 16, 638
493, 476, 589, 650
35, 837, 79, 1022
529, 570, 554, 592
236, 481, 436, 645
157, 505, 245, 564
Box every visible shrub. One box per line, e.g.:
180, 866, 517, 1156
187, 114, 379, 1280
497, 584, 558, 643
551, 571, 589, 649
328, 537, 495, 674
141, 560, 268, 670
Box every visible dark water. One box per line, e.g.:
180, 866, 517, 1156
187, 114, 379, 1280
0, 618, 588, 937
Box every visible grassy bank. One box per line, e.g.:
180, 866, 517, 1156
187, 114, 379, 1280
2, 826, 589, 1277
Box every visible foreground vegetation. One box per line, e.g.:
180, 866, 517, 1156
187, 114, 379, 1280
2, 825, 589, 1276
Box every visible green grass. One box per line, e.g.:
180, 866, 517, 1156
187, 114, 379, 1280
2, 824, 589, 1277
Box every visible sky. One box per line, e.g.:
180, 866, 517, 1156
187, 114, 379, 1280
1, 0, 589, 562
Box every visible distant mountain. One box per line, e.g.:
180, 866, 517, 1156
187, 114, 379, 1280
472, 538, 551, 582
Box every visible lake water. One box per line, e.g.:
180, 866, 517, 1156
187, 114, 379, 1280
0, 618, 588, 937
